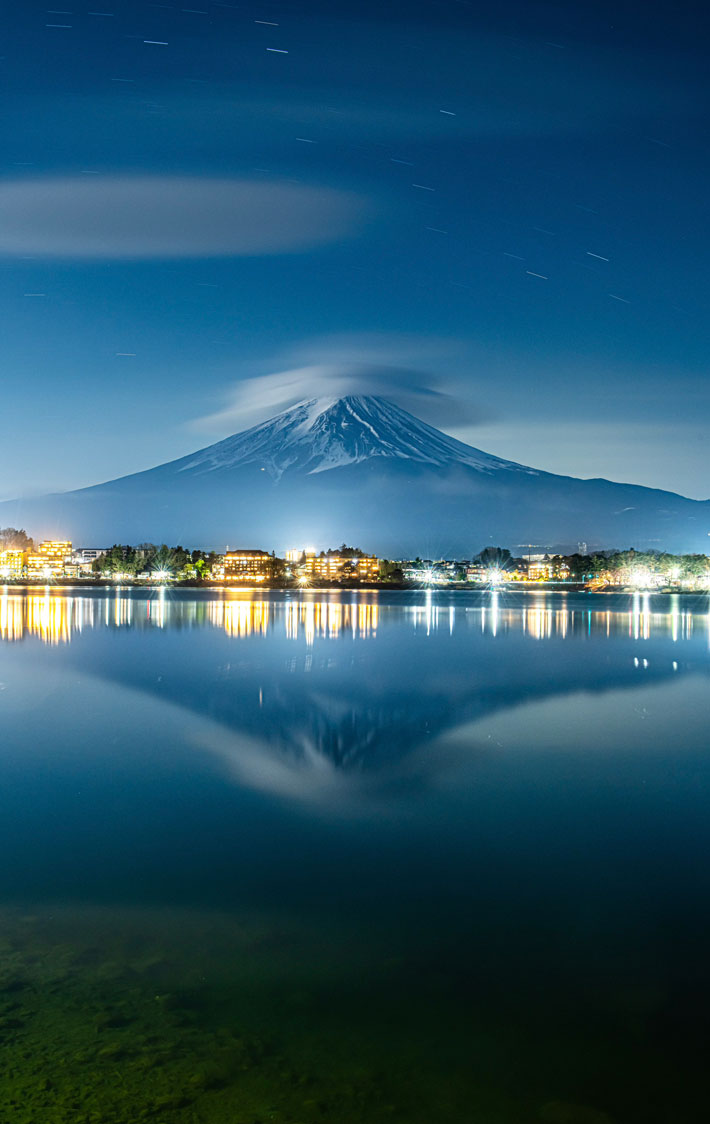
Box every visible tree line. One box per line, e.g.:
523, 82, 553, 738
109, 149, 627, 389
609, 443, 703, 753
0, 527, 35, 551
4, 529, 710, 584
92, 544, 222, 578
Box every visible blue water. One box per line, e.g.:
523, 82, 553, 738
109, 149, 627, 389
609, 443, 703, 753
2, 587, 710, 1122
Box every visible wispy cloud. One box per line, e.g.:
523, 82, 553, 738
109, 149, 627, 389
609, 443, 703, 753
0, 176, 368, 259
192, 333, 492, 433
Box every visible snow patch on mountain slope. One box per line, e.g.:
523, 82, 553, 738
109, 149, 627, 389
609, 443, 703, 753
177, 395, 537, 480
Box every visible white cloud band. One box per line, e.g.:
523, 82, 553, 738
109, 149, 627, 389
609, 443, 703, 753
0, 176, 366, 259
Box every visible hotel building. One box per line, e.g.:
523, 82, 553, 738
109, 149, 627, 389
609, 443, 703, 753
26, 541, 73, 580
222, 549, 273, 581
0, 551, 27, 579
297, 550, 380, 582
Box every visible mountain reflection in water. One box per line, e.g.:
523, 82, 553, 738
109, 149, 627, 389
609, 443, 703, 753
2, 588, 709, 800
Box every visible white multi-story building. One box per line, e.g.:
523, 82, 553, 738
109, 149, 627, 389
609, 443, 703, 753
72, 548, 106, 566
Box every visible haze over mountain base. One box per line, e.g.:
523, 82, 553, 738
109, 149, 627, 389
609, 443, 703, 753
3, 397, 708, 555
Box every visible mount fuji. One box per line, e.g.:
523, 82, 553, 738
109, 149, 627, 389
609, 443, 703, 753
2, 396, 708, 555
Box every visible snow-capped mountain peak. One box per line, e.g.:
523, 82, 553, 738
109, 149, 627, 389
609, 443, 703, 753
176, 395, 527, 480
4, 395, 708, 555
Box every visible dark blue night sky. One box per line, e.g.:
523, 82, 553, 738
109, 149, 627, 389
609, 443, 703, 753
1, 0, 707, 498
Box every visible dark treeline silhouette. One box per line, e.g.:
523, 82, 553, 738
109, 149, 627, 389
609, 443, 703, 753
0, 527, 35, 551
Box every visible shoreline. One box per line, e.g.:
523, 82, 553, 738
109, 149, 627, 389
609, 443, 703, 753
1, 579, 706, 596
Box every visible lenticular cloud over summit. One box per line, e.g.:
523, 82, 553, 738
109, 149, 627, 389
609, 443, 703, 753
0, 177, 366, 259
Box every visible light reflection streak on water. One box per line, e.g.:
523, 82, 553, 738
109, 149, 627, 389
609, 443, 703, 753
0, 588, 707, 646
210, 599, 271, 637
211, 599, 377, 644
411, 589, 437, 637
1, 587, 96, 645
114, 589, 133, 629
630, 592, 648, 641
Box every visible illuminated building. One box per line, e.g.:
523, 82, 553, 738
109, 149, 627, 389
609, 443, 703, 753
466, 564, 488, 582
352, 554, 380, 581
40, 540, 72, 562
25, 540, 74, 580
0, 550, 26, 579
402, 564, 426, 581
222, 549, 273, 582
298, 550, 379, 582
527, 561, 553, 581
26, 553, 56, 580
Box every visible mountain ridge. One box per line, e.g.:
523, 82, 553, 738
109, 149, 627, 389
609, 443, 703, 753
1, 394, 708, 554
113, 395, 534, 483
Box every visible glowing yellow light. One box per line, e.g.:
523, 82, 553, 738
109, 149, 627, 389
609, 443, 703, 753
630, 568, 651, 590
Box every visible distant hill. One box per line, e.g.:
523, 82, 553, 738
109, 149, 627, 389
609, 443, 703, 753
2, 395, 708, 554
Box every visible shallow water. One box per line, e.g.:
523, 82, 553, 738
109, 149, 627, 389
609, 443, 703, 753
2, 586, 710, 1123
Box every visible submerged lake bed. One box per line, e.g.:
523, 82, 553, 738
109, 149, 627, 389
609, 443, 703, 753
2, 587, 710, 1123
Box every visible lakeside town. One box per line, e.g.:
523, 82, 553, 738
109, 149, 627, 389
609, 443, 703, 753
2, 528, 710, 591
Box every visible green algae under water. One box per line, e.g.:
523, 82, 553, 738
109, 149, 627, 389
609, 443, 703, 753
1, 901, 708, 1124
1, 904, 495, 1124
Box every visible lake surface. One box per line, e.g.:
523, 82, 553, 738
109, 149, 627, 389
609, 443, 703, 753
2, 586, 710, 1124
